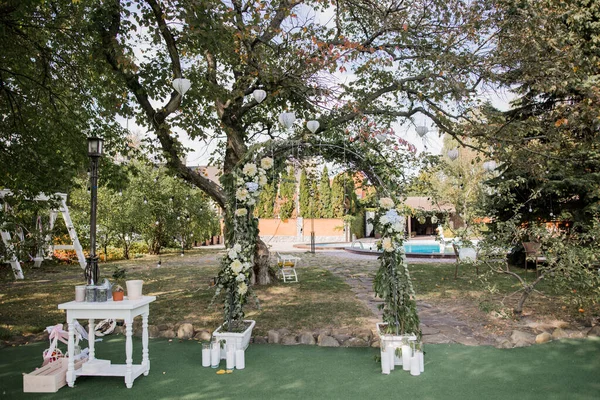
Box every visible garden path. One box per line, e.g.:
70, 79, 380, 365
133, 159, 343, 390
303, 251, 504, 346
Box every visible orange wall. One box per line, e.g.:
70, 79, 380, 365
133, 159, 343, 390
302, 218, 345, 236
258, 218, 345, 236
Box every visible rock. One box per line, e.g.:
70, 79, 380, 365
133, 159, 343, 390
253, 336, 268, 344
497, 339, 513, 349
177, 323, 195, 340
587, 326, 600, 337
194, 330, 212, 342
281, 335, 298, 345
552, 328, 568, 340
159, 330, 176, 339
317, 334, 340, 347
278, 328, 291, 336
268, 330, 280, 344
148, 325, 160, 338
352, 328, 373, 342
370, 340, 381, 348
298, 332, 316, 345
331, 328, 351, 337
333, 334, 352, 343
535, 332, 552, 344
343, 337, 368, 347
565, 330, 586, 339
510, 330, 535, 347
314, 328, 331, 337
157, 324, 171, 331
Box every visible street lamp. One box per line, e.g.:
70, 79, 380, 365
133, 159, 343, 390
86, 136, 104, 285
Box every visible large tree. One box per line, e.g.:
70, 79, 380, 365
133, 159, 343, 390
4, 0, 497, 285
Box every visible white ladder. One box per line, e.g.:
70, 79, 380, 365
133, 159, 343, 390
0, 230, 24, 279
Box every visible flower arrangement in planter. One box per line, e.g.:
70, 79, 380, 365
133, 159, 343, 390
212, 157, 273, 341
373, 197, 422, 375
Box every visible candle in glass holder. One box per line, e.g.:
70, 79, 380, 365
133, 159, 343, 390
210, 340, 220, 368
201, 343, 211, 367
235, 349, 245, 369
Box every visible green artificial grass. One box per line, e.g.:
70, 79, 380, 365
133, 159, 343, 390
1, 337, 599, 399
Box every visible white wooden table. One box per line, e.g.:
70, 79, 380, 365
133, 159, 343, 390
58, 296, 156, 388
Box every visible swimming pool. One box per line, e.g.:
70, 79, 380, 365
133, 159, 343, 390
296, 240, 455, 256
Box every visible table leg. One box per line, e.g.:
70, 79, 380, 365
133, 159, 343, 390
125, 318, 133, 388
88, 318, 96, 361
66, 319, 75, 387
142, 312, 150, 375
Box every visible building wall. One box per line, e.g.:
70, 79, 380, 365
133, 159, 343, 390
258, 218, 347, 242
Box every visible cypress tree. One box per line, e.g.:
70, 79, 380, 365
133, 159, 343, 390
299, 169, 310, 217
278, 166, 296, 219
319, 166, 332, 218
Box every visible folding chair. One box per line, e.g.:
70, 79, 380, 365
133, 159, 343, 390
275, 252, 300, 283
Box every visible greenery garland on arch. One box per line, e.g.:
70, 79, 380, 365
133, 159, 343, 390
373, 197, 421, 338
213, 157, 274, 331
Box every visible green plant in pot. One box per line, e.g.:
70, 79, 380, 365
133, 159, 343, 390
112, 267, 126, 301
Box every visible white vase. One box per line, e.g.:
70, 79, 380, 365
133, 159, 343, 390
380, 349, 390, 374
235, 349, 245, 369
126, 280, 143, 300
402, 345, 411, 371
417, 350, 424, 372
210, 341, 220, 368
225, 344, 235, 370
387, 345, 395, 371
410, 356, 420, 376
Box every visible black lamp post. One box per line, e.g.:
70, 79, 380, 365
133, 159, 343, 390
86, 136, 104, 284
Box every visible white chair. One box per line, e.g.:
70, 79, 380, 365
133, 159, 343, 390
275, 252, 300, 283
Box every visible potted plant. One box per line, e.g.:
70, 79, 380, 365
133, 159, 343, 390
210, 158, 273, 363
111, 267, 126, 301
373, 197, 422, 374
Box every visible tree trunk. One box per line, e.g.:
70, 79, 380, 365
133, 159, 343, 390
514, 286, 533, 315
253, 237, 276, 285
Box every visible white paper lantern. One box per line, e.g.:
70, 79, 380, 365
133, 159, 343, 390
172, 78, 191, 96
375, 133, 387, 142
483, 160, 497, 172
306, 120, 319, 133
252, 89, 266, 104
447, 148, 459, 160
415, 125, 429, 137
279, 112, 295, 129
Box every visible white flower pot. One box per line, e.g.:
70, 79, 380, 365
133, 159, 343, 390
376, 323, 416, 366
125, 280, 143, 300
213, 320, 255, 360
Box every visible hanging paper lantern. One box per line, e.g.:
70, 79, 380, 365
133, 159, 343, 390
375, 133, 387, 142
279, 112, 295, 129
447, 148, 459, 160
252, 89, 266, 104
431, 215, 438, 224
483, 160, 497, 172
172, 78, 191, 96
415, 125, 429, 137
306, 120, 319, 133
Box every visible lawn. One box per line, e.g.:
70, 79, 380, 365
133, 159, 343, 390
0, 248, 595, 344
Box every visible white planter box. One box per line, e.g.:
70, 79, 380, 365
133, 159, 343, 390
213, 320, 255, 360
376, 323, 417, 366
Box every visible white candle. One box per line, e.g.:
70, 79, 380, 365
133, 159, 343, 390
410, 355, 420, 376
201, 343, 211, 367
417, 350, 424, 372
380, 349, 390, 374
235, 349, 245, 369
402, 345, 411, 371
210, 341, 220, 368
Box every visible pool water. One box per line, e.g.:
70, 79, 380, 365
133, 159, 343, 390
315, 240, 454, 254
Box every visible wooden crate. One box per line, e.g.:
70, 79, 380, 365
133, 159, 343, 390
23, 357, 86, 393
